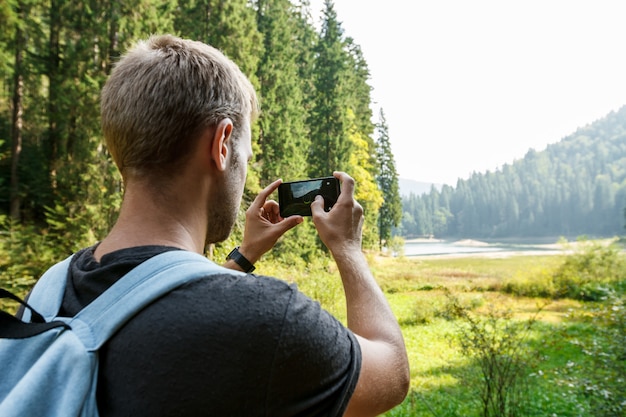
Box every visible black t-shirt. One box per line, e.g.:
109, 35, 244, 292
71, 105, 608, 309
62, 246, 361, 417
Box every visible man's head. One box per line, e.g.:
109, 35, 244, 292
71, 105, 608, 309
100, 34, 258, 182
100, 35, 259, 244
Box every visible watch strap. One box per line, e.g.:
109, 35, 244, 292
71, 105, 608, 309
226, 247, 255, 273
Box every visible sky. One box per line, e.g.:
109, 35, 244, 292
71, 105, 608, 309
309, 0, 626, 185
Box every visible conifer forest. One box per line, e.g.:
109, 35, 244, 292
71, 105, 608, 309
0, 0, 402, 267
400, 106, 626, 239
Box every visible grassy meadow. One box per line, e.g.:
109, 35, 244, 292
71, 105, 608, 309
261, 241, 626, 417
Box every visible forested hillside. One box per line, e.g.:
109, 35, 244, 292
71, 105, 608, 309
0, 0, 402, 266
401, 106, 626, 239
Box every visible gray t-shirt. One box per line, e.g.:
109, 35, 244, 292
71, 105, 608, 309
61, 246, 361, 417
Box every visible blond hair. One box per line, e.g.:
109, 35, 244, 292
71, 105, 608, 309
101, 35, 259, 179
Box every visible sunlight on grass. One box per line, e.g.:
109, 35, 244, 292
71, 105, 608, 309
259, 249, 624, 417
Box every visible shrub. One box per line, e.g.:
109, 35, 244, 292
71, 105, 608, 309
0, 217, 60, 313
552, 240, 626, 301
501, 266, 557, 298
446, 292, 540, 417
387, 235, 405, 257
577, 293, 626, 416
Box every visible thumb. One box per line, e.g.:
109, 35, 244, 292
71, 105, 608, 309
278, 215, 303, 234
310, 195, 326, 217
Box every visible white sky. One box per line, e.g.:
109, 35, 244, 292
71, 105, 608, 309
310, 0, 626, 185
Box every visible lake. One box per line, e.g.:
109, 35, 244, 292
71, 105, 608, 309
403, 239, 564, 257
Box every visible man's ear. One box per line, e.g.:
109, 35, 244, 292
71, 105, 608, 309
211, 118, 234, 172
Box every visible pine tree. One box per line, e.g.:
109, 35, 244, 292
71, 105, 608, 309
375, 109, 401, 248
255, 0, 310, 183
307, 0, 351, 177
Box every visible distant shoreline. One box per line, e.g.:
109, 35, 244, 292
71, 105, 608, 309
401, 237, 621, 259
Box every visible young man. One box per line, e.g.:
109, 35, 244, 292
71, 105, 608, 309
68, 35, 408, 416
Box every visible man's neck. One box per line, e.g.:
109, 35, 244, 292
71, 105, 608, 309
94, 184, 207, 262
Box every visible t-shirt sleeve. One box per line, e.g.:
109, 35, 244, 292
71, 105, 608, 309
266, 285, 362, 417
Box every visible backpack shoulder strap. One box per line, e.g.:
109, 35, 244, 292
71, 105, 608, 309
20, 254, 74, 323
69, 250, 242, 351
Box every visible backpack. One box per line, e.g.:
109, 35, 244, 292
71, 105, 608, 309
0, 250, 235, 417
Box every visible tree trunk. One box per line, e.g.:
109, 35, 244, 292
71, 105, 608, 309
47, 0, 61, 185
10, 6, 25, 221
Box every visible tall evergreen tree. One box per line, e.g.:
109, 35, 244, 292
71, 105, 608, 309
346, 109, 382, 248
307, 0, 350, 177
201, 0, 263, 78
375, 109, 401, 248
343, 39, 374, 139
255, 0, 309, 183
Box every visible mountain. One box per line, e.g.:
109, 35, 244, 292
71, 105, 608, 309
398, 178, 441, 197
400, 105, 626, 238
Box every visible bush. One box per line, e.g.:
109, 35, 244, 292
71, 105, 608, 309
552, 240, 626, 301
446, 292, 540, 417
0, 217, 60, 313
387, 236, 405, 257
502, 239, 626, 301
502, 266, 557, 298
578, 293, 626, 416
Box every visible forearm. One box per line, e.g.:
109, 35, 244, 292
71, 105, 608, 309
334, 248, 410, 415
333, 249, 403, 347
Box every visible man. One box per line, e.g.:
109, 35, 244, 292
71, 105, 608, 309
68, 34, 408, 416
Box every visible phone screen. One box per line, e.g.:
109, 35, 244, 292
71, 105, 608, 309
278, 177, 340, 217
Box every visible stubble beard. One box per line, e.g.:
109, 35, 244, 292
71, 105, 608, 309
205, 151, 244, 245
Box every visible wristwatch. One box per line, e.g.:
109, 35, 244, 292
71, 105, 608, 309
226, 247, 256, 273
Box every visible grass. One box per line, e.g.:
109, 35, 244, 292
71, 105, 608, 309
386, 252, 623, 416
271, 249, 625, 417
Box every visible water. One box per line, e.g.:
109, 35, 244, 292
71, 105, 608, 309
404, 238, 566, 256
404, 241, 503, 257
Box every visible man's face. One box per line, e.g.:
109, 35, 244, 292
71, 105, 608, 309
205, 120, 252, 244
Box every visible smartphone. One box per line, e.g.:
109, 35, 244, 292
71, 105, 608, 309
278, 177, 341, 217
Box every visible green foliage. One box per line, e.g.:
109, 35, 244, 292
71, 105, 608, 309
446, 294, 541, 417
346, 110, 382, 249
307, 0, 352, 177
577, 294, 626, 416
373, 252, 626, 417
501, 239, 626, 301
376, 109, 402, 248
0, 216, 59, 313
255, 0, 310, 184
501, 260, 561, 298
387, 235, 405, 257
0, 0, 388, 265
551, 240, 626, 300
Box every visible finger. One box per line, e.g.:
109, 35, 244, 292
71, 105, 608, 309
276, 214, 303, 234
333, 171, 355, 199
263, 200, 281, 223
250, 179, 282, 210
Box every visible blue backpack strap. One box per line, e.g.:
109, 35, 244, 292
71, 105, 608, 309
21, 254, 74, 323
68, 250, 242, 351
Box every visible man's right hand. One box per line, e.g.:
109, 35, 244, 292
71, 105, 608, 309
310, 171, 364, 256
